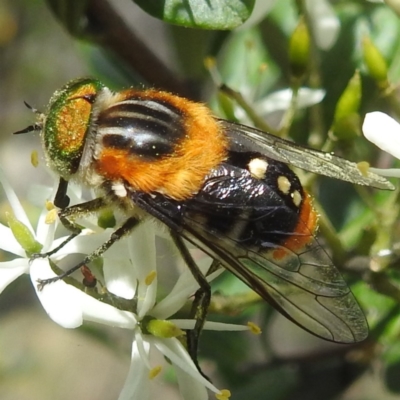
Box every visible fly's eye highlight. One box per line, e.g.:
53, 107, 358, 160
43, 77, 104, 179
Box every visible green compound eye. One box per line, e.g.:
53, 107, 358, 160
43, 77, 104, 179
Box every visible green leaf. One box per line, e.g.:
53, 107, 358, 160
218, 28, 277, 96
134, 0, 255, 30
351, 281, 398, 334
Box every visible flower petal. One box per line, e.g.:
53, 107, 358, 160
0, 166, 34, 233
118, 338, 151, 400
80, 294, 138, 329
30, 259, 138, 329
128, 221, 157, 281
53, 230, 111, 257
127, 222, 157, 317
306, 0, 340, 50
0, 258, 29, 293
256, 88, 325, 115
175, 365, 208, 400
363, 112, 400, 159
0, 224, 26, 256
35, 203, 57, 251
150, 337, 221, 394
104, 257, 136, 300
151, 265, 223, 319
30, 259, 84, 328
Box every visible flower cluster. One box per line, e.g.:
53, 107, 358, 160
0, 168, 249, 400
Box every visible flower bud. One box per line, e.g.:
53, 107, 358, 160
362, 36, 389, 89
289, 17, 310, 80
332, 71, 361, 140
6, 212, 42, 255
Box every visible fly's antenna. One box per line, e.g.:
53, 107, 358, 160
14, 101, 44, 135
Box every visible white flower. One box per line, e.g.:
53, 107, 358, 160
0, 167, 249, 400
113, 224, 247, 400
255, 87, 326, 116
305, 0, 340, 50
363, 112, 400, 158
36, 224, 246, 400
0, 166, 57, 294
362, 111, 400, 177
229, 87, 325, 129
0, 166, 129, 328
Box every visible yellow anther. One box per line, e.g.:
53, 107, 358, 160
247, 321, 262, 335
45, 200, 55, 211
216, 389, 231, 400
145, 270, 157, 286
357, 161, 370, 177
204, 56, 216, 69
149, 365, 162, 379
45, 208, 58, 224
31, 150, 39, 167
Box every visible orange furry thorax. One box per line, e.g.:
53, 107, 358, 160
95, 89, 229, 200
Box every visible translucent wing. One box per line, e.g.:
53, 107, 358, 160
189, 229, 368, 343
221, 119, 394, 190
181, 208, 367, 342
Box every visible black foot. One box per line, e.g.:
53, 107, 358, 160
37, 276, 63, 291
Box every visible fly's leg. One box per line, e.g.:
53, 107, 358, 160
33, 197, 108, 258
35, 178, 139, 289
37, 217, 141, 289
188, 259, 221, 365
53, 177, 70, 209
170, 231, 218, 376
32, 178, 108, 259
